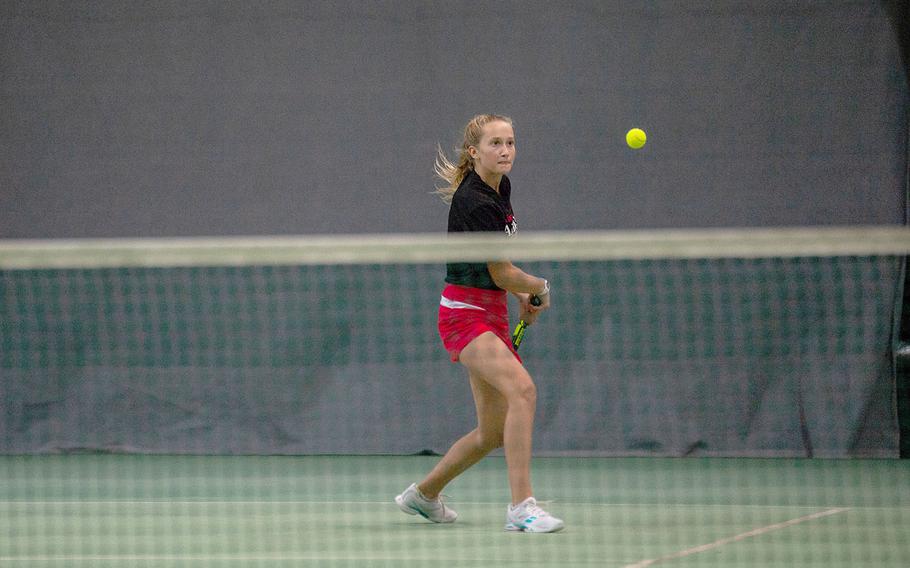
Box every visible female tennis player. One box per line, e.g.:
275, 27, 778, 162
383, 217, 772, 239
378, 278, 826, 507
395, 114, 564, 533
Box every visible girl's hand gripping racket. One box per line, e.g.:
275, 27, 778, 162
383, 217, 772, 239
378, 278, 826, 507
511, 295, 542, 351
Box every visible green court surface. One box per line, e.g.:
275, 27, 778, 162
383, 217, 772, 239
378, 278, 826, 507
1, 455, 908, 567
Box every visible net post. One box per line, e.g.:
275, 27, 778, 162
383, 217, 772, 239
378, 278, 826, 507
897, 256, 910, 458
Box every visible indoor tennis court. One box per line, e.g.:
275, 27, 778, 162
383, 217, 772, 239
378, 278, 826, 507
3, 1, 909, 566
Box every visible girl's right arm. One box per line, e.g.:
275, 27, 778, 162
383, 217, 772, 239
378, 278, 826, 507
487, 261, 550, 309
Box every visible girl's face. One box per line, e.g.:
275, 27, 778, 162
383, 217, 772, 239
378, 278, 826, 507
470, 120, 515, 178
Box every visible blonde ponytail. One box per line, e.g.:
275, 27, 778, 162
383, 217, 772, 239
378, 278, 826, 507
433, 114, 513, 204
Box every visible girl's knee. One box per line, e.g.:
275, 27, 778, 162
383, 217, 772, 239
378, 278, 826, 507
505, 374, 536, 406
518, 379, 537, 405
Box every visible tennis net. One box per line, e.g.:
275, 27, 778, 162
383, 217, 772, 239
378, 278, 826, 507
0, 226, 907, 457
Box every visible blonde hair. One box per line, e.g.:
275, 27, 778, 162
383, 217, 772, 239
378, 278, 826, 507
433, 114, 513, 203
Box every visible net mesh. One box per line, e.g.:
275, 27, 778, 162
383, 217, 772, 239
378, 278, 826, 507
0, 227, 906, 456
0, 257, 895, 368
1, 228, 909, 566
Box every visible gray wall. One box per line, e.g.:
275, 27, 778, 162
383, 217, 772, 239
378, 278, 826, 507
1, 0, 907, 238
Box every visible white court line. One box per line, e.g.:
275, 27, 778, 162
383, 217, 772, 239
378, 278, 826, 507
623, 507, 850, 568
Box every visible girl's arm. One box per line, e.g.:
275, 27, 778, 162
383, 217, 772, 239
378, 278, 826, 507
487, 261, 550, 308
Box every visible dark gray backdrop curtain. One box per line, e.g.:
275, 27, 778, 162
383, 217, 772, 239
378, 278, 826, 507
1, 0, 905, 237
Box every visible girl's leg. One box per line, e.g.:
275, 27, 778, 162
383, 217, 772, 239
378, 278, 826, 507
417, 367, 507, 498
450, 332, 537, 505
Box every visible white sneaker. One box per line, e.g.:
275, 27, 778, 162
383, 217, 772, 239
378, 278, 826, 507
395, 483, 457, 523
505, 497, 565, 533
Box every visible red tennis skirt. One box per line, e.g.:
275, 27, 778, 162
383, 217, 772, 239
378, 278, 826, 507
438, 284, 521, 363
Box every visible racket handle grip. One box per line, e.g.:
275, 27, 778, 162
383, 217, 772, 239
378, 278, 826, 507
512, 320, 528, 350
530, 295, 542, 306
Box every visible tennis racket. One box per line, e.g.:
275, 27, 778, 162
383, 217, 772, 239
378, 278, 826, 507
511, 295, 542, 351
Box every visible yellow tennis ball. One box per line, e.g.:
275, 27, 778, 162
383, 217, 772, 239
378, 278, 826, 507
626, 128, 647, 149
